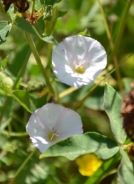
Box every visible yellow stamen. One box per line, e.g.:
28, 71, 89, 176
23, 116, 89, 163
75, 66, 85, 74
48, 132, 59, 141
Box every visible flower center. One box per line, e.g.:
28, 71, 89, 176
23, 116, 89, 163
47, 131, 59, 141
75, 66, 85, 74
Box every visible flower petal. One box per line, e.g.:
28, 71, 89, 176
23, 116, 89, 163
30, 136, 52, 153
52, 35, 107, 88
26, 103, 83, 153
54, 107, 83, 133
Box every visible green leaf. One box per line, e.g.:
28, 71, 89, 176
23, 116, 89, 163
14, 17, 56, 43
58, 11, 67, 18
29, 0, 45, 11
0, 82, 12, 95
1, 56, 9, 69
7, 4, 14, 21
9, 44, 30, 76
29, 94, 48, 110
0, 21, 9, 30
45, 0, 61, 6
12, 90, 32, 113
35, 0, 45, 11
104, 84, 126, 144
0, 21, 12, 44
40, 132, 119, 160
42, 35, 56, 43
84, 86, 104, 110
0, 72, 13, 88
118, 148, 134, 184
14, 17, 40, 37
0, 118, 11, 132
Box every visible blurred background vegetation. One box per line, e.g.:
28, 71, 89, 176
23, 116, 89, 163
0, 0, 134, 183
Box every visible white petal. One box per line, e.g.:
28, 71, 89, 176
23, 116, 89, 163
26, 112, 48, 138
30, 136, 52, 153
52, 35, 107, 88
26, 103, 83, 153
59, 129, 83, 139
53, 106, 83, 133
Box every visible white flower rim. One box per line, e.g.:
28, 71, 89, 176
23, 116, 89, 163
26, 103, 83, 153
52, 35, 107, 88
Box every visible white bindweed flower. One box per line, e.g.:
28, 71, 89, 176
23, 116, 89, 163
26, 103, 83, 153
52, 35, 107, 88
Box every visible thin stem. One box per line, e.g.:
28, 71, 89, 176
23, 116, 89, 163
97, 0, 114, 50
59, 87, 78, 99
74, 84, 97, 109
0, 48, 31, 122
31, 0, 35, 18
21, 24, 58, 45
97, 0, 123, 92
0, 98, 10, 123
45, 6, 58, 36
13, 48, 31, 88
25, 33, 55, 97
2, 130, 28, 137
9, 151, 35, 184
108, 0, 132, 64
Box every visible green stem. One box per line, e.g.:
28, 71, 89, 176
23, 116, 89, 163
25, 33, 55, 97
97, 0, 123, 92
13, 48, 31, 88
31, 0, 35, 18
2, 130, 28, 137
0, 118, 11, 132
23, 24, 58, 45
97, 0, 114, 50
0, 48, 31, 122
74, 84, 97, 109
108, 0, 132, 64
45, 6, 58, 36
9, 151, 35, 184
0, 98, 10, 123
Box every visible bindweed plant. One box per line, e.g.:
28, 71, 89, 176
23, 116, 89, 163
0, 0, 134, 184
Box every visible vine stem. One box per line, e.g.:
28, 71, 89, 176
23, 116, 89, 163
59, 87, 77, 99
0, 48, 31, 122
108, 0, 132, 63
13, 48, 31, 88
31, 0, 35, 19
74, 84, 97, 109
9, 151, 35, 184
2, 130, 28, 137
25, 33, 55, 97
97, 0, 123, 92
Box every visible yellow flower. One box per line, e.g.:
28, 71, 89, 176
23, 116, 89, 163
76, 154, 103, 176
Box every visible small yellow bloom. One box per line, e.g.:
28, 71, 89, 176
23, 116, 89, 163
76, 154, 103, 176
